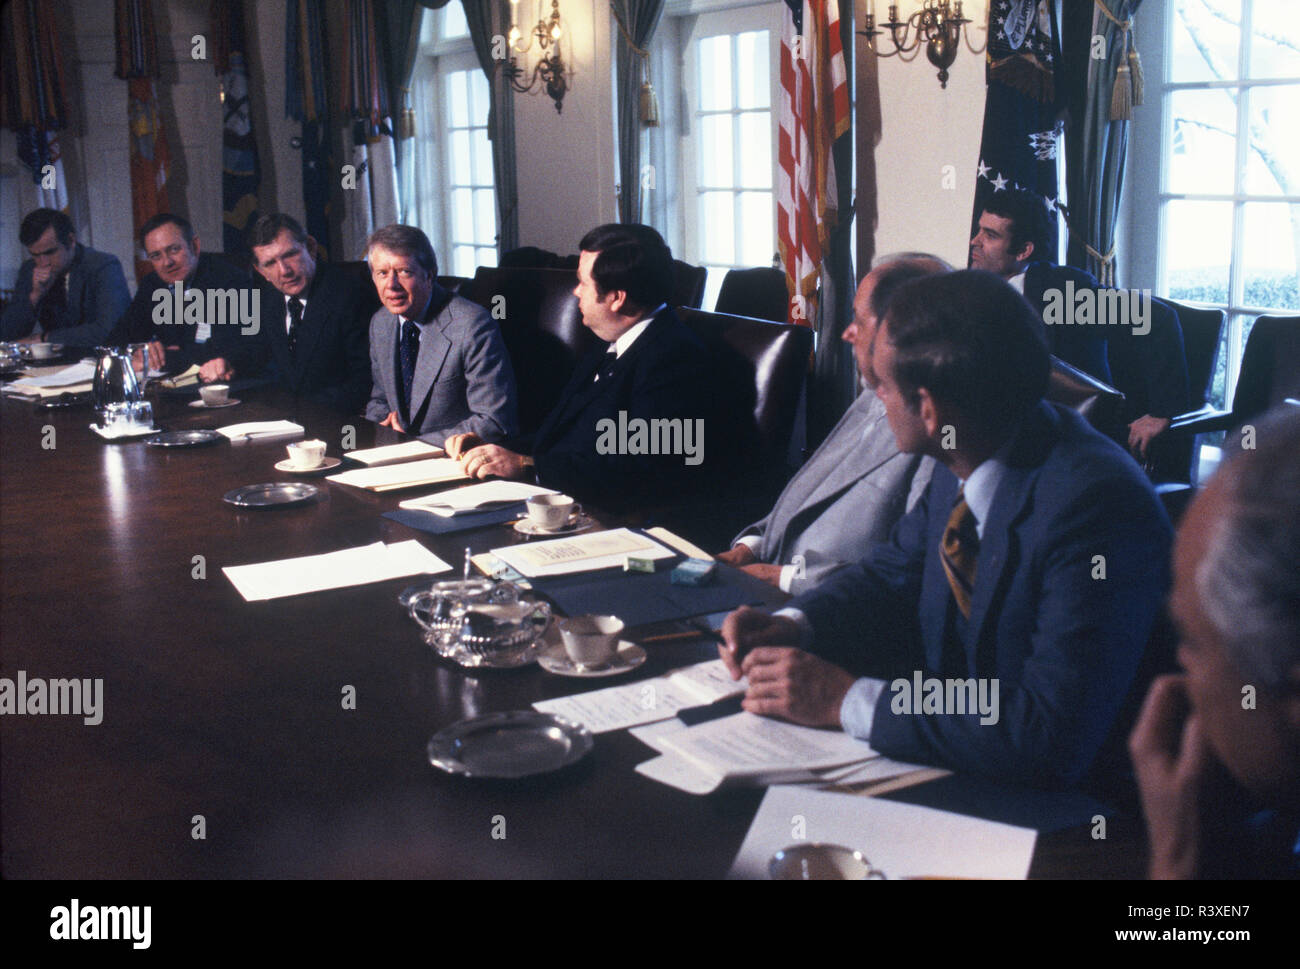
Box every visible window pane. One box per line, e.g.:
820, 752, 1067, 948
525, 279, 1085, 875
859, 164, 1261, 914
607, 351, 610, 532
1167, 89, 1237, 194
699, 35, 732, 111
1170, 0, 1240, 83
441, 2, 469, 40
474, 188, 497, 245
448, 71, 469, 128
453, 245, 476, 278
700, 191, 735, 264
1241, 202, 1299, 310
1244, 85, 1300, 194
452, 188, 474, 241
450, 130, 472, 185
1163, 200, 1232, 303
469, 69, 490, 123
1248, 0, 1300, 79
738, 113, 771, 188
699, 115, 734, 188
736, 31, 769, 109
476, 245, 497, 270
738, 191, 774, 266
473, 128, 494, 186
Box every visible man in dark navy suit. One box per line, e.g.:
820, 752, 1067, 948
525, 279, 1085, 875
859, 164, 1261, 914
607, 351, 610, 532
1131, 406, 1300, 878
720, 270, 1172, 790
219, 214, 376, 413
446, 223, 715, 512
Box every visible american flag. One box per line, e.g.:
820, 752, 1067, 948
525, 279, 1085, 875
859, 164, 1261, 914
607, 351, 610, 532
777, 0, 849, 327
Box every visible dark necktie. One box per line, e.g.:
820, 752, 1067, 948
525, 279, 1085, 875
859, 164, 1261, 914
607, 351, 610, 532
592, 350, 617, 384
286, 297, 304, 354
941, 494, 979, 620
37, 274, 68, 336
400, 319, 420, 416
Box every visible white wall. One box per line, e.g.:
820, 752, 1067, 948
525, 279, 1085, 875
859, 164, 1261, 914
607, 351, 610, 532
870, 0, 989, 269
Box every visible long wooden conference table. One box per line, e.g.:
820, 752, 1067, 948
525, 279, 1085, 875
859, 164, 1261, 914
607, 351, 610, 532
1, 383, 1144, 879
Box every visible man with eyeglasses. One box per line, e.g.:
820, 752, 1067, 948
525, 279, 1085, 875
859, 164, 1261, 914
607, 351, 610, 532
108, 213, 252, 377
1, 208, 130, 349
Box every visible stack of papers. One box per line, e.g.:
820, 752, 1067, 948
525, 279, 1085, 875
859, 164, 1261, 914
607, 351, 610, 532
534, 660, 745, 732
2, 361, 97, 398
345, 440, 444, 465
490, 527, 675, 577
399, 480, 558, 517
222, 540, 450, 601
634, 712, 880, 795
158, 364, 200, 389
217, 420, 304, 443
728, 786, 1037, 879
327, 457, 469, 492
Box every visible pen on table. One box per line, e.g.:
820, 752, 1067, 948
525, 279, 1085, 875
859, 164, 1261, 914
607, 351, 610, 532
639, 627, 725, 644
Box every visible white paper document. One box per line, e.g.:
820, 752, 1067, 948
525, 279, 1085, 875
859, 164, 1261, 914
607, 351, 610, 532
12, 361, 98, 387
533, 659, 745, 733
634, 713, 878, 795
217, 420, 304, 443
344, 440, 444, 465
327, 457, 469, 492
490, 527, 675, 577
728, 786, 1037, 880
399, 480, 558, 516
222, 540, 451, 601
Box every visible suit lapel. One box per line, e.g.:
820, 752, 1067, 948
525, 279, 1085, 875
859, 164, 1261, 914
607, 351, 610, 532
408, 301, 453, 428
291, 276, 329, 378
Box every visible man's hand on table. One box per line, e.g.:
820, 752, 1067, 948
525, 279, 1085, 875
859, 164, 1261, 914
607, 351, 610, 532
198, 357, 234, 383
716, 544, 756, 567
458, 443, 530, 481
444, 432, 483, 459
380, 410, 405, 432
1129, 674, 1211, 879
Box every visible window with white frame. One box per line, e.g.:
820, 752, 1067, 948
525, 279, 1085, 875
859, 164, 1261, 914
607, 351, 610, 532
658, 2, 783, 310
409, 3, 498, 278
1151, 0, 1300, 407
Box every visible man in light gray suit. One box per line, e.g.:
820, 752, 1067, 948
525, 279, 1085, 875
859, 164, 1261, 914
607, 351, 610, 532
716, 256, 948, 594
364, 225, 517, 447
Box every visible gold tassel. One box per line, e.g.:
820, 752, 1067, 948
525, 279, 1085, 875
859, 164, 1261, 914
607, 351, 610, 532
1128, 48, 1144, 107
398, 106, 416, 140
640, 80, 659, 127
1110, 61, 1132, 121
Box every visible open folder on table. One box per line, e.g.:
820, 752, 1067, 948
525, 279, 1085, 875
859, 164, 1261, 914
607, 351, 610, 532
327, 457, 469, 492
216, 420, 304, 443
489, 527, 675, 577
2, 361, 97, 397
222, 539, 451, 601
344, 440, 444, 465
399, 480, 558, 516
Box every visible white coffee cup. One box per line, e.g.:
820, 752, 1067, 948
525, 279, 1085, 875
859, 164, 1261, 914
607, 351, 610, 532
199, 383, 230, 406
557, 615, 624, 669
286, 439, 327, 469
526, 493, 578, 529
28, 342, 58, 359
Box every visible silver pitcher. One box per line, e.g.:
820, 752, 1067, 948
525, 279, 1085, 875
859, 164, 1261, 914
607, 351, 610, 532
92, 347, 141, 410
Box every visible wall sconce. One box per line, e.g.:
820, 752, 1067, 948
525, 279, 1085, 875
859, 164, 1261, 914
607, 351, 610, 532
503, 0, 569, 113
860, 1, 986, 89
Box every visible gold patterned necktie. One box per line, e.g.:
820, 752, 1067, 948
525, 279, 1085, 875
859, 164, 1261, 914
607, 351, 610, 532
941, 494, 980, 619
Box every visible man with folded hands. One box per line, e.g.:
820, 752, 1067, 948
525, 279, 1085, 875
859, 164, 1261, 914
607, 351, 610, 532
446, 223, 716, 513
363, 224, 517, 447
716, 254, 944, 594
719, 270, 1172, 790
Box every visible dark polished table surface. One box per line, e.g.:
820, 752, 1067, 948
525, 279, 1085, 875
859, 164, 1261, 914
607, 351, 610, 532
1, 384, 1145, 879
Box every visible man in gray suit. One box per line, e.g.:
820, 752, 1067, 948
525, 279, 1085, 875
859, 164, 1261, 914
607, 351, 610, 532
364, 225, 517, 447
715, 255, 948, 594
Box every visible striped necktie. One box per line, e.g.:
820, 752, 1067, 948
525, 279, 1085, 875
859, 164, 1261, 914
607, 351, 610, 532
941, 494, 979, 619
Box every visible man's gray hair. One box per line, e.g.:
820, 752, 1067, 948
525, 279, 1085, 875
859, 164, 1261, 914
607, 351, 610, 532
1196, 406, 1300, 691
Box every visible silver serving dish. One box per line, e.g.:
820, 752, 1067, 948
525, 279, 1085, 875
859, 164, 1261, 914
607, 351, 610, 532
427, 711, 593, 779
408, 577, 551, 668
223, 482, 320, 508
769, 843, 888, 880
146, 429, 225, 448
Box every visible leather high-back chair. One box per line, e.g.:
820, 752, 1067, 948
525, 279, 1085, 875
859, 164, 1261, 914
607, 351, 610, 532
1045, 355, 1127, 442
671, 259, 708, 310
677, 307, 812, 467
1157, 298, 1225, 411
459, 267, 596, 435
714, 267, 788, 322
